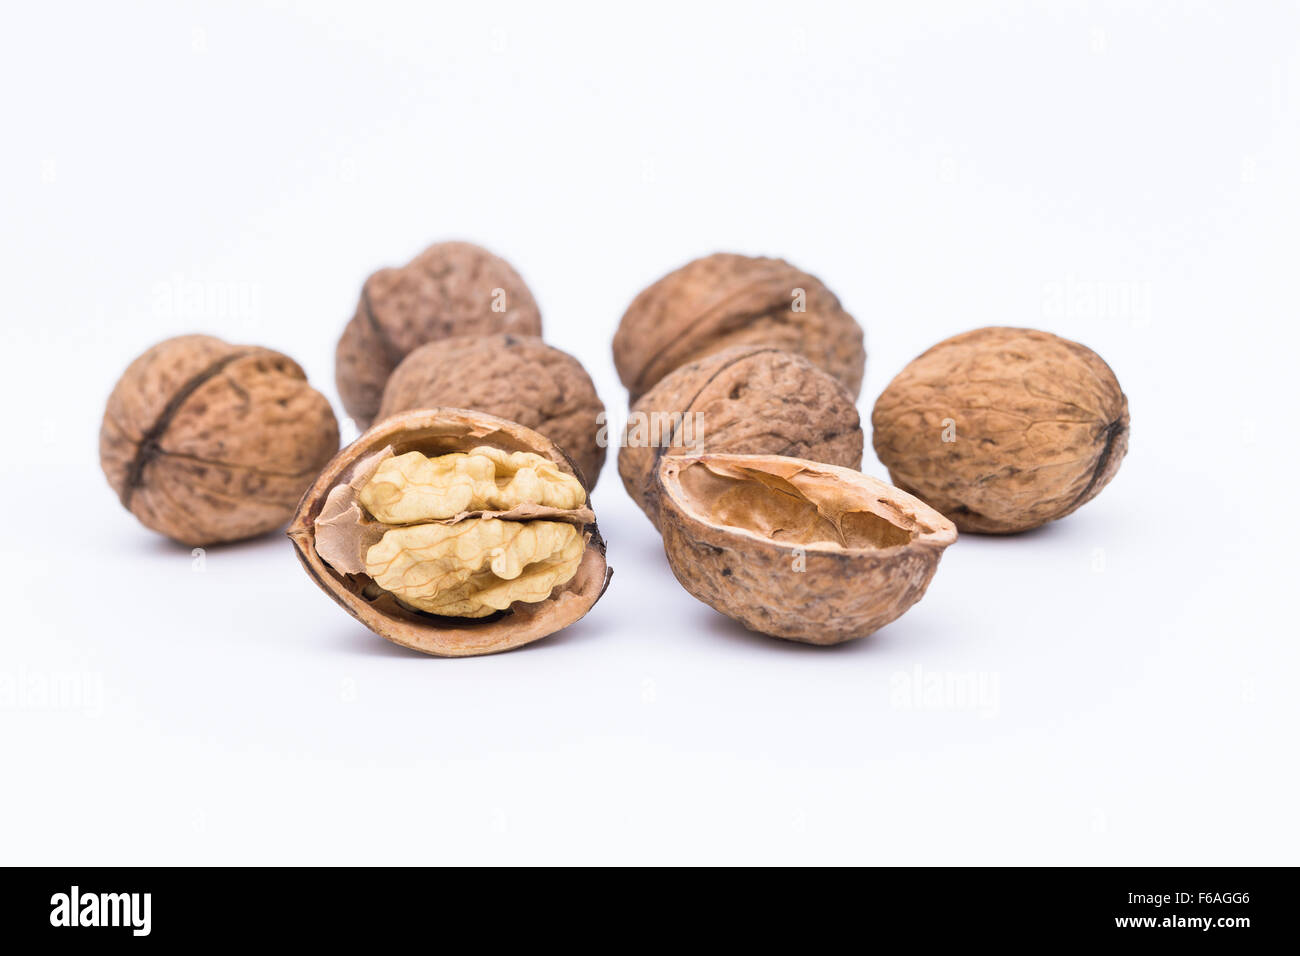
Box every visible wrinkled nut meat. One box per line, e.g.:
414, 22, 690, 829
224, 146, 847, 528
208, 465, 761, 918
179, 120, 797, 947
658, 454, 957, 644
335, 241, 542, 429
377, 334, 607, 488
618, 345, 864, 528
872, 327, 1130, 534
288, 408, 609, 657
100, 334, 340, 547
349, 448, 585, 617
612, 253, 865, 402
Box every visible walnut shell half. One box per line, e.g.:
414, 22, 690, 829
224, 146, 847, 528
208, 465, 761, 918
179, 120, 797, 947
658, 454, 956, 644
612, 253, 865, 402
871, 327, 1130, 533
618, 345, 864, 528
335, 241, 542, 429
377, 334, 607, 489
288, 408, 610, 657
100, 334, 339, 546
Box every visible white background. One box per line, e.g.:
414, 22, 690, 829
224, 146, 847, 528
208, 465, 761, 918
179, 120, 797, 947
2, 1, 1297, 865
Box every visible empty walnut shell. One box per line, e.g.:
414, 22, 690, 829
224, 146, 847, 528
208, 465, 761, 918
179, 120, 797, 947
335, 241, 542, 429
100, 334, 340, 547
288, 408, 610, 657
658, 454, 957, 644
377, 334, 607, 489
618, 345, 864, 528
872, 327, 1130, 534
612, 253, 865, 402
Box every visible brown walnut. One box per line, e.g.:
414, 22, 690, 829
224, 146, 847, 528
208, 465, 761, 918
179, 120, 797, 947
871, 326, 1130, 534
618, 345, 864, 528
377, 334, 607, 489
612, 252, 865, 402
335, 241, 542, 429
288, 408, 610, 658
100, 334, 340, 547
658, 454, 957, 644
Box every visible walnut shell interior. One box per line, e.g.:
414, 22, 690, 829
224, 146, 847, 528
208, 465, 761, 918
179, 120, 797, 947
658, 454, 956, 644
671, 460, 919, 550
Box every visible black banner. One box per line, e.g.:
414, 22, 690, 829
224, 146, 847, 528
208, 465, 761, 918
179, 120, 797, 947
3, 867, 1288, 943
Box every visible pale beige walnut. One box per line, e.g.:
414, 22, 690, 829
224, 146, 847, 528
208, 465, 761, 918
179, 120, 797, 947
612, 253, 865, 402
360, 446, 587, 520
618, 345, 863, 528
871, 326, 1130, 534
335, 241, 542, 429
377, 334, 606, 488
288, 408, 610, 658
99, 334, 340, 547
658, 454, 957, 644
368, 519, 584, 617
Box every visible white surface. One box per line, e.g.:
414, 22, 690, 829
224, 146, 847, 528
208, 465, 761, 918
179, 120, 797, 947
2, 1, 1297, 865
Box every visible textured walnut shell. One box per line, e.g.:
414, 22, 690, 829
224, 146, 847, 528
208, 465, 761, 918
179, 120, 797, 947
377, 334, 606, 489
658, 454, 956, 644
872, 327, 1130, 534
619, 345, 864, 528
288, 408, 610, 657
100, 334, 340, 547
612, 253, 865, 402
335, 241, 542, 428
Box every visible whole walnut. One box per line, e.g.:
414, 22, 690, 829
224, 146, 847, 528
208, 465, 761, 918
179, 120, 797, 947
618, 345, 864, 528
872, 327, 1130, 534
612, 252, 865, 402
100, 334, 340, 546
335, 241, 542, 428
377, 334, 607, 489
